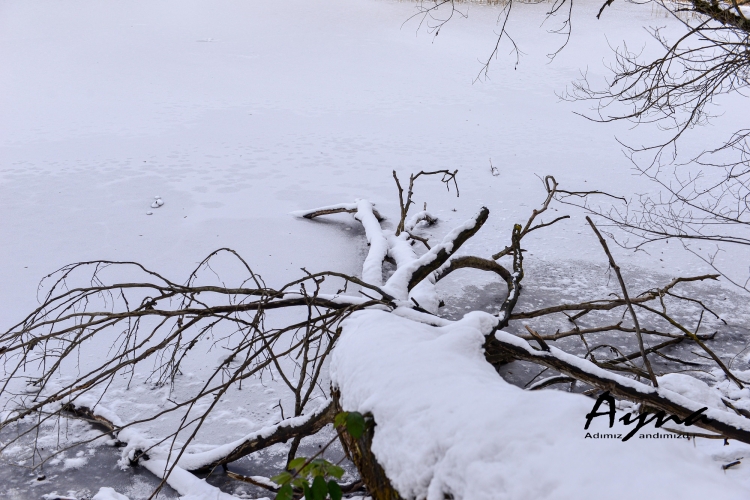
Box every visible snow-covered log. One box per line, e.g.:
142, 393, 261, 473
355, 199, 390, 287
291, 202, 384, 221
383, 207, 489, 299
332, 309, 750, 500
5, 173, 748, 500
387, 233, 439, 313
332, 390, 403, 500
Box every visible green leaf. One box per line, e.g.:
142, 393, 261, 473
300, 463, 314, 478
303, 482, 313, 500
345, 412, 366, 439
334, 412, 348, 429
292, 478, 308, 489
311, 476, 327, 500
310, 458, 327, 476
271, 472, 293, 485
327, 465, 345, 480
288, 457, 307, 471
275, 484, 293, 500
327, 480, 343, 500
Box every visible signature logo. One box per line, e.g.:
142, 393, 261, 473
584, 391, 708, 442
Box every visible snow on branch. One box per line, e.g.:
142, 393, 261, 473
434, 255, 511, 284
383, 207, 489, 300
141, 458, 237, 500
177, 399, 335, 471
63, 403, 237, 499
4, 172, 748, 500
404, 210, 437, 233
292, 202, 384, 221
487, 330, 750, 444
355, 199, 390, 287
386, 233, 439, 313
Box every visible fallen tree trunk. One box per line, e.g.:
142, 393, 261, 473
6, 172, 749, 500
332, 390, 402, 500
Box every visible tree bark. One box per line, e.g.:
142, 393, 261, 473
332, 390, 403, 500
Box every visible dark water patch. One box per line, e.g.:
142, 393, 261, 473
0, 421, 178, 500
437, 259, 750, 389
0, 421, 355, 500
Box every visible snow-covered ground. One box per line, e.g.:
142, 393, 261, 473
2, 0, 749, 498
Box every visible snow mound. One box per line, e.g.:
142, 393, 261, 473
140, 458, 237, 500
330, 310, 748, 500
63, 456, 89, 470
93, 487, 130, 500
150, 196, 164, 209
658, 373, 727, 411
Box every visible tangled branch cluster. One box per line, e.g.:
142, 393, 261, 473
1, 172, 749, 499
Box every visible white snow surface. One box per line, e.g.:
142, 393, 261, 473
5, 0, 743, 334
62, 456, 89, 470
141, 458, 237, 500
658, 373, 728, 412
93, 487, 131, 500
2, 0, 750, 496
331, 310, 750, 500
387, 232, 439, 313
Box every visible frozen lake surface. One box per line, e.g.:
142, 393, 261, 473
2, 0, 749, 498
